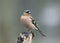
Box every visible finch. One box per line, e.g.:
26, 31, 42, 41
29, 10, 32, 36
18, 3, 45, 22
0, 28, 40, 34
20, 9, 46, 37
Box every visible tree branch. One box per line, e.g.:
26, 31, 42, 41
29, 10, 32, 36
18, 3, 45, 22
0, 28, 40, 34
17, 32, 34, 43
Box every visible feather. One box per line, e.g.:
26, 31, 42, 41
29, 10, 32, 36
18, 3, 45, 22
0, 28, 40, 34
30, 16, 46, 37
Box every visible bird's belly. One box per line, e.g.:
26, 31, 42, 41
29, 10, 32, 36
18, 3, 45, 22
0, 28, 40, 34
21, 19, 31, 28
21, 20, 35, 29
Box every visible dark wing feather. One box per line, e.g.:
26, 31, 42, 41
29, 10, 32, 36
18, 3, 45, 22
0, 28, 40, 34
30, 16, 46, 37
30, 16, 38, 28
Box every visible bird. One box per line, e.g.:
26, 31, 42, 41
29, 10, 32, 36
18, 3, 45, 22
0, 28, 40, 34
20, 9, 46, 37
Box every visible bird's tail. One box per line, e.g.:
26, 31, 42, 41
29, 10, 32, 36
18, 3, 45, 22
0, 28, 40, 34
35, 27, 46, 37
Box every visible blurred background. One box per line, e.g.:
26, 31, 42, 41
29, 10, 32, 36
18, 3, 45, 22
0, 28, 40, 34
0, 0, 60, 43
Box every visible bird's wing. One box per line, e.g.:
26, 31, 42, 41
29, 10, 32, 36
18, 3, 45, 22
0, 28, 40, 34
30, 16, 46, 37
29, 16, 38, 29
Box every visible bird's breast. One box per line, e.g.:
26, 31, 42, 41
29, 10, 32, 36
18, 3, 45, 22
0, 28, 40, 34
20, 16, 31, 26
20, 16, 36, 29
20, 16, 31, 23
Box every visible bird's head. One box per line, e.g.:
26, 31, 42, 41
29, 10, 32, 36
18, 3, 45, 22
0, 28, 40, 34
25, 9, 31, 14
24, 9, 31, 16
